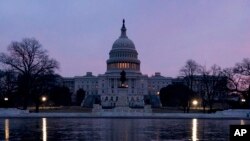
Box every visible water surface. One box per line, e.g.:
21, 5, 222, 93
0, 118, 249, 141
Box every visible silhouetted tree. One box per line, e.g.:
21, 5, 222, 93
233, 58, 250, 107
180, 59, 201, 90
76, 88, 85, 106
200, 65, 227, 112
160, 84, 195, 113
32, 74, 60, 112
180, 59, 200, 112
0, 70, 18, 107
222, 68, 245, 93
0, 38, 59, 110
49, 86, 71, 106
234, 58, 250, 76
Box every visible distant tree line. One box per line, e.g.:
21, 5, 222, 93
160, 84, 195, 113
160, 59, 250, 113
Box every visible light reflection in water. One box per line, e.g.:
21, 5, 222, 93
240, 120, 245, 125
42, 118, 47, 141
5, 119, 9, 141
192, 118, 198, 141
1, 118, 248, 140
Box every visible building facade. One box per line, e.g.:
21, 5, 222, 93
63, 20, 172, 107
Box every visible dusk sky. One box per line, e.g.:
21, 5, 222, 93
0, 0, 250, 77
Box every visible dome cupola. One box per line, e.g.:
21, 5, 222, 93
106, 19, 141, 74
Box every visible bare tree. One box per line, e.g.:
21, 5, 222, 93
199, 66, 209, 112
0, 70, 20, 108
180, 59, 200, 112
234, 58, 250, 91
222, 68, 246, 93
235, 58, 250, 76
180, 59, 200, 90
0, 70, 17, 98
0, 38, 59, 111
200, 65, 226, 112
233, 58, 250, 107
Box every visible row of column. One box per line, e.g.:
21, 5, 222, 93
107, 62, 139, 70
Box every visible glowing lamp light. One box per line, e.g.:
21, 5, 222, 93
241, 99, 246, 103
157, 92, 160, 95
41, 96, 47, 102
192, 100, 198, 106
4, 97, 8, 101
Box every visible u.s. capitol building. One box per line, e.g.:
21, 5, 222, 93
63, 20, 172, 108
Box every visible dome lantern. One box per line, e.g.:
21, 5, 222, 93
120, 19, 127, 38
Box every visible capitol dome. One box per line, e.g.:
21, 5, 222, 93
112, 37, 136, 49
106, 19, 141, 73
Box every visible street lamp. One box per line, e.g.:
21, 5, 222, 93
41, 96, 47, 102
157, 92, 160, 95
192, 99, 198, 106
4, 97, 8, 101
41, 96, 47, 110
241, 99, 246, 103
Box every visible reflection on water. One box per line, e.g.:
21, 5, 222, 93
240, 119, 245, 125
5, 119, 9, 141
0, 118, 249, 141
192, 118, 198, 141
42, 118, 47, 141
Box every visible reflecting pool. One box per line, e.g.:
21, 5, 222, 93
0, 118, 249, 141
